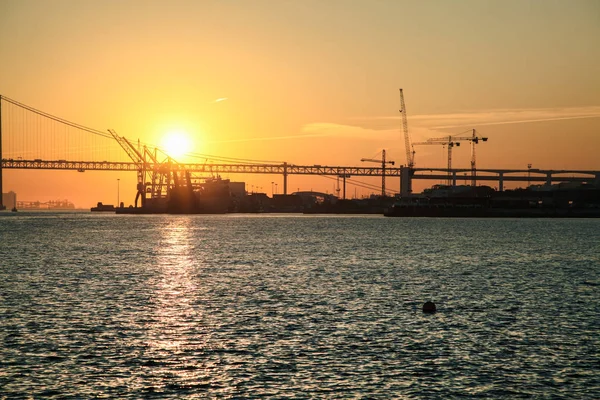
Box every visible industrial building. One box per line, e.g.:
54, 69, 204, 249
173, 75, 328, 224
1, 191, 16, 210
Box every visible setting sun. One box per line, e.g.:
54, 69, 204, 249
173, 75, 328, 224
161, 131, 192, 159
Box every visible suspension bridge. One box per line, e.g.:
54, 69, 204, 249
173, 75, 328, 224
1, 95, 599, 209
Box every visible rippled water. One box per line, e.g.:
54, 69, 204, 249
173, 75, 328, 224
1, 212, 599, 398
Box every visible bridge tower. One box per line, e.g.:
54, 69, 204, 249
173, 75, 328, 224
400, 166, 412, 196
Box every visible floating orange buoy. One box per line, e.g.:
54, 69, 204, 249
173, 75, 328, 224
423, 301, 436, 313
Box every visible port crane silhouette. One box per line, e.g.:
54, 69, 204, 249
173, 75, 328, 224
109, 129, 178, 208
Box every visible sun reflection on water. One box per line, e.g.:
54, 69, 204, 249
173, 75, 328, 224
143, 217, 212, 389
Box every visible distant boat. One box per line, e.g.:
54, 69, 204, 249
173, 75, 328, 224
90, 202, 116, 212
11, 207, 17, 212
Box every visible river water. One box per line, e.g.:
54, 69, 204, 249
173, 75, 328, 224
1, 212, 598, 399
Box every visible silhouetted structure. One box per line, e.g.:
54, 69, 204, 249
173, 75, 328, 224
385, 183, 600, 218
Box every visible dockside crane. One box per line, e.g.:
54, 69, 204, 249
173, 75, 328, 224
412, 135, 461, 185
361, 149, 395, 196
450, 129, 488, 186
109, 129, 149, 207
108, 129, 177, 207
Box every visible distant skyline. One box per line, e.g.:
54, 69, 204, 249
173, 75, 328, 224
1, 0, 599, 206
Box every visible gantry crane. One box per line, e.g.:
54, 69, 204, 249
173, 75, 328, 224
361, 149, 395, 196
399, 89, 414, 168
412, 136, 461, 185
108, 129, 177, 207
449, 129, 488, 186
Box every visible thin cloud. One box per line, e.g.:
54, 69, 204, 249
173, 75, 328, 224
207, 123, 409, 144
351, 106, 600, 131
301, 122, 436, 143
431, 114, 600, 129
212, 97, 228, 103
207, 106, 600, 145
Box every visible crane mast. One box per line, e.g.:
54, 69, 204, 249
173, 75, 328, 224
361, 149, 395, 196
399, 89, 413, 168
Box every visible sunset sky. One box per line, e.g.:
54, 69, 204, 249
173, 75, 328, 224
1, 0, 599, 207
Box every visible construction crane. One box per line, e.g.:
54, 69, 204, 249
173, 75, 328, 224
412, 136, 461, 186
449, 129, 488, 186
361, 149, 395, 196
399, 89, 414, 168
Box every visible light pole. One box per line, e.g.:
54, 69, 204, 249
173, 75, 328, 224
117, 178, 120, 207
271, 181, 274, 196
275, 183, 278, 195
527, 164, 532, 187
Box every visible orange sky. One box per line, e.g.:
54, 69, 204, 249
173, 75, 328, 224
1, 0, 599, 207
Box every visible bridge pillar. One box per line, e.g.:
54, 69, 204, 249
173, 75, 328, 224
452, 172, 457, 187
283, 162, 288, 195
339, 174, 351, 200
498, 172, 504, 192
400, 166, 412, 196
546, 172, 552, 187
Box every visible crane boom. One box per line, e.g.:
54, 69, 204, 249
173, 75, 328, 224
108, 129, 145, 167
399, 89, 413, 168
108, 129, 149, 207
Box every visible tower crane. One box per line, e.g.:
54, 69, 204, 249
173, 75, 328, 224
361, 149, 395, 196
399, 89, 414, 168
412, 136, 460, 185
449, 129, 488, 186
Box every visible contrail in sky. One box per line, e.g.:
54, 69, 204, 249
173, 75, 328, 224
206, 108, 600, 143
212, 97, 228, 103
432, 114, 600, 129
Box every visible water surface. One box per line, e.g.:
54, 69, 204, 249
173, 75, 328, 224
1, 213, 599, 398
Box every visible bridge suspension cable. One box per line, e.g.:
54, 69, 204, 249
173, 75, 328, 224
0, 95, 123, 162
0, 95, 111, 138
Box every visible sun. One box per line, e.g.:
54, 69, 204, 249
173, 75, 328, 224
161, 131, 192, 159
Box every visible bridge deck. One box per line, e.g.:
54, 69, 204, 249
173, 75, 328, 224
2, 159, 598, 183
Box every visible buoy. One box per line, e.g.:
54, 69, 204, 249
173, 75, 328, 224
423, 301, 436, 313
